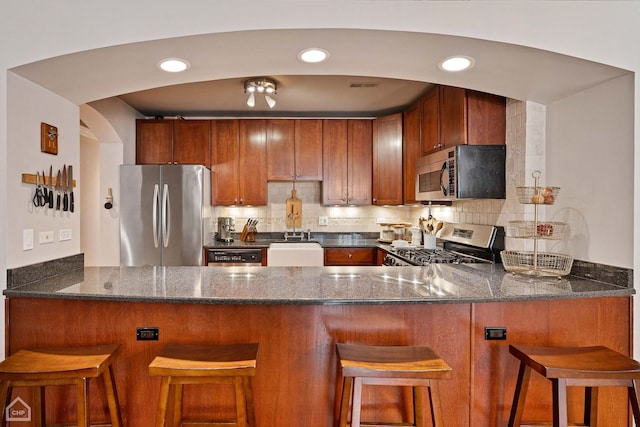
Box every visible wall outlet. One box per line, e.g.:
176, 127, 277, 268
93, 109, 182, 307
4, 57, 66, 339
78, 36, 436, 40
23, 229, 33, 251
318, 216, 329, 226
39, 231, 54, 244
59, 229, 72, 241
376, 218, 387, 224
136, 327, 159, 341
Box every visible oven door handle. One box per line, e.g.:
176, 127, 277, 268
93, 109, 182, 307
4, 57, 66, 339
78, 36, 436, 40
440, 161, 449, 196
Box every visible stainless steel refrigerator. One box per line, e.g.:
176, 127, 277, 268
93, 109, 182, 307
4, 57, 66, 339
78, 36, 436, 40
120, 165, 213, 266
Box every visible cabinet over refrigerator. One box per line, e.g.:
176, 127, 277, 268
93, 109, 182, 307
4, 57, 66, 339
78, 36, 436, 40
120, 165, 212, 266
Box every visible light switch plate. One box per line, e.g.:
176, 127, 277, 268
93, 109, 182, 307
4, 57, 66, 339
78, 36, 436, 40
59, 229, 72, 241
23, 229, 33, 251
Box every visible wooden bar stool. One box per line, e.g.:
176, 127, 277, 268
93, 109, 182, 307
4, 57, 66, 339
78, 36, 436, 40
149, 343, 258, 427
0, 344, 123, 427
508, 344, 640, 427
336, 343, 452, 427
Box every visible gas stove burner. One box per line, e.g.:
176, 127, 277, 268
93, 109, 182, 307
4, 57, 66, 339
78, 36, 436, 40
383, 223, 504, 267
392, 247, 479, 265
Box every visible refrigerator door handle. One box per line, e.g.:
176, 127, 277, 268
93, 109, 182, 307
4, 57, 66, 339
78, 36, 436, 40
152, 184, 160, 248
161, 183, 170, 247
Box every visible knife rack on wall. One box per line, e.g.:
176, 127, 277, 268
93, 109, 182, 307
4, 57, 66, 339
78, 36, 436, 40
21, 173, 76, 187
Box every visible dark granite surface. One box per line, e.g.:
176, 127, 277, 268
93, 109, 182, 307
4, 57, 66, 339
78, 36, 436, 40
4, 263, 633, 306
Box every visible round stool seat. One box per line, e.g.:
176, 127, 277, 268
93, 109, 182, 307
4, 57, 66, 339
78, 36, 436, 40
0, 344, 123, 427
336, 343, 452, 427
508, 344, 640, 427
149, 343, 259, 427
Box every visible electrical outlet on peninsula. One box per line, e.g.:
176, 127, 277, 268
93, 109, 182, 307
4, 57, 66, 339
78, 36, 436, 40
318, 216, 329, 226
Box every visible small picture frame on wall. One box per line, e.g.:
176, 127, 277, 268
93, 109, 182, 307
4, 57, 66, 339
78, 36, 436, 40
40, 122, 58, 155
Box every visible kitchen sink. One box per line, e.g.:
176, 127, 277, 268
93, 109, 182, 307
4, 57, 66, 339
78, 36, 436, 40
267, 242, 324, 267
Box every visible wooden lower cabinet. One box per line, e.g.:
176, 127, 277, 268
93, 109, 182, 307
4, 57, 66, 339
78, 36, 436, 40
5, 296, 631, 427
324, 248, 376, 266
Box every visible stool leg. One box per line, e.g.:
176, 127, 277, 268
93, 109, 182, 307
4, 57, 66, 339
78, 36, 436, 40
338, 377, 353, 427
552, 378, 569, 427
0, 381, 10, 427
33, 386, 44, 426
155, 377, 171, 427
102, 365, 123, 427
584, 386, 598, 427
351, 377, 364, 427
629, 379, 640, 424
242, 377, 256, 426
172, 384, 183, 427
508, 362, 531, 427
76, 378, 90, 427
234, 376, 248, 427
413, 386, 425, 427
427, 382, 445, 427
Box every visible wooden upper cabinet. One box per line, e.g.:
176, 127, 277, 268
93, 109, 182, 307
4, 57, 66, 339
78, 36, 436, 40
136, 119, 211, 166
266, 119, 323, 181
372, 113, 403, 205
294, 119, 323, 181
211, 120, 240, 206
322, 119, 371, 205
346, 119, 372, 205
322, 120, 349, 205
172, 120, 211, 167
439, 85, 467, 149
466, 90, 507, 146
238, 120, 267, 206
420, 88, 440, 155
403, 101, 422, 205
422, 85, 506, 156
266, 119, 296, 180
136, 120, 173, 164
211, 119, 267, 206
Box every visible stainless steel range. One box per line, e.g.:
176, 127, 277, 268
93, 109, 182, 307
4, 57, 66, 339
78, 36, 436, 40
383, 223, 504, 266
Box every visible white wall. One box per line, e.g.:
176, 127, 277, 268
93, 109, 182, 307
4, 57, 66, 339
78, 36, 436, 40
6, 73, 80, 268
546, 74, 634, 268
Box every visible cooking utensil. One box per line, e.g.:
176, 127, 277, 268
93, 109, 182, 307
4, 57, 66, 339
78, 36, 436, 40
62, 165, 68, 211
68, 165, 74, 213
32, 172, 46, 207
286, 188, 302, 228
48, 166, 54, 208
55, 169, 61, 210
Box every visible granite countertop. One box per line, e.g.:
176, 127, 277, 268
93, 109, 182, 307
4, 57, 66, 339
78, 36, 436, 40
3, 264, 633, 305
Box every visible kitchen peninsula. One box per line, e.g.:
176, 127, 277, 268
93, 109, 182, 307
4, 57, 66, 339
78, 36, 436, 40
4, 261, 633, 426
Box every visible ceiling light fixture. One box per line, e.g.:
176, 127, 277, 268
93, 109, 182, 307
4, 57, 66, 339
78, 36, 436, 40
157, 58, 190, 73
439, 56, 475, 72
244, 78, 277, 108
298, 48, 330, 63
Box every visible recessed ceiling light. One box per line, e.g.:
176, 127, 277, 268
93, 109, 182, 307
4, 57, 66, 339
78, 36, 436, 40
298, 48, 330, 64
157, 58, 190, 73
439, 56, 475, 72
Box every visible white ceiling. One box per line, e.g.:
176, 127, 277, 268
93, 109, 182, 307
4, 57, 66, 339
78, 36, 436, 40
10, 29, 631, 118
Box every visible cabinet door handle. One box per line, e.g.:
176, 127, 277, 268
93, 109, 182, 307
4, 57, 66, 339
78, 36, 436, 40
348, 253, 352, 258
239, 199, 244, 205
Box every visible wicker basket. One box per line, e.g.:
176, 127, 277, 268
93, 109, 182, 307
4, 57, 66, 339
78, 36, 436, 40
501, 250, 573, 277
516, 186, 560, 205
507, 221, 567, 239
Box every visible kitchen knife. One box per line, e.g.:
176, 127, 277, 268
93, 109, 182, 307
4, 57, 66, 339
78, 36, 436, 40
62, 165, 68, 211
42, 170, 48, 202
56, 169, 61, 210
68, 165, 74, 213
48, 166, 54, 208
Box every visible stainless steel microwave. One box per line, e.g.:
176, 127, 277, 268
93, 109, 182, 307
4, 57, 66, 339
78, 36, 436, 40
415, 145, 506, 202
